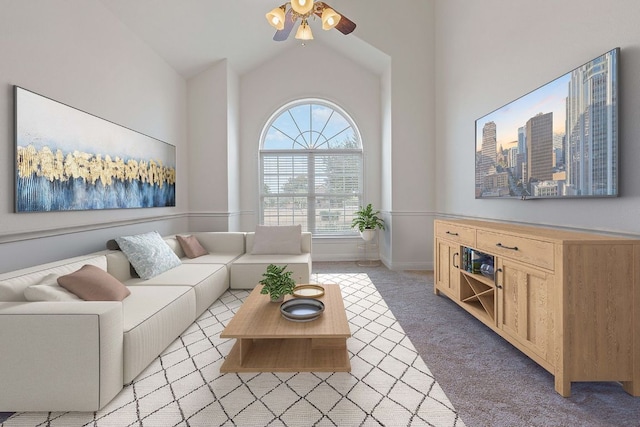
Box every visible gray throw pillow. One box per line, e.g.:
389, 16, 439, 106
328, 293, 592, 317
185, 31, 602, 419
115, 231, 182, 279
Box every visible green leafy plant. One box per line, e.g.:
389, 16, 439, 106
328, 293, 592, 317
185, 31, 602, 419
351, 203, 385, 232
259, 264, 296, 301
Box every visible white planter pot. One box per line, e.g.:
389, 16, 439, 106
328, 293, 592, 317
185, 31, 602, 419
270, 294, 284, 303
360, 229, 376, 242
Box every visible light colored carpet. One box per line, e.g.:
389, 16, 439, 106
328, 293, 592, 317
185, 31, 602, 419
3, 273, 464, 427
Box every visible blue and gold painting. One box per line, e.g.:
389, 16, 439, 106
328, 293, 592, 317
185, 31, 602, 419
15, 86, 176, 212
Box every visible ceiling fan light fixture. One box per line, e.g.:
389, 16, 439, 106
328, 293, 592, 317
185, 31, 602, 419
295, 19, 314, 40
268, 0, 355, 41
290, 0, 314, 15
321, 7, 341, 30
266, 6, 286, 30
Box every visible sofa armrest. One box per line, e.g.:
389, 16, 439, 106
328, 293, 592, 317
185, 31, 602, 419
0, 302, 124, 411
301, 232, 312, 254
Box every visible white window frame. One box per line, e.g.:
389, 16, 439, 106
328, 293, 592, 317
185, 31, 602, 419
259, 98, 364, 236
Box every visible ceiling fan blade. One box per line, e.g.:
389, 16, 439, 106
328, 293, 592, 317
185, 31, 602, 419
315, 2, 357, 35
273, 9, 295, 41
333, 14, 356, 35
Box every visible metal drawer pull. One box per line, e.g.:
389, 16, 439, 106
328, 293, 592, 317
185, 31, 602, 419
446, 231, 459, 236
496, 243, 518, 251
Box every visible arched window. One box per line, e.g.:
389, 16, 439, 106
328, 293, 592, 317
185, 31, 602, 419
260, 99, 363, 235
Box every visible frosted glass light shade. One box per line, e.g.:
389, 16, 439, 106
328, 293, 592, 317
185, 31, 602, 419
290, 0, 314, 15
266, 7, 286, 30
321, 7, 341, 30
295, 20, 314, 40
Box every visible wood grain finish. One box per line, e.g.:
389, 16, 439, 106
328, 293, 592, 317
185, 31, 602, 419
435, 221, 476, 246
435, 240, 460, 299
220, 284, 351, 372
434, 219, 640, 397
497, 258, 553, 364
477, 229, 554, 270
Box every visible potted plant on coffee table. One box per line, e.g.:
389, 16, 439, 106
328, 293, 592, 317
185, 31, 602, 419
351, 203, 385, 242
259, 264, 296, 302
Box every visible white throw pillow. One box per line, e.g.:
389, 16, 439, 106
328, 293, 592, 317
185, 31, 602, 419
24, 273, 81, 302
251, 225, 302, 255
115, 231, 182, 279
0, 282, 24, 302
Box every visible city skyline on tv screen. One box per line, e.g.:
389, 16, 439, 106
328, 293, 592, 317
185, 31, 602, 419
475, 48, 619, 199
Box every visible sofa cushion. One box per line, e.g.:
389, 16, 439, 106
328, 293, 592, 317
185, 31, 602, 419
125, 263, 225, 286
180, 253, 242, 265
190, 232, 246, 254
230, 253, 311, 289
106, 251, 135, 282
251, 225, 302, 255
115, 231, 182, 279
125, 263, 228, 316
58, 265, 131, 301
105, 240, 140, 278
0, 282, 22, 302
122, 286, 196, 383
176, 235, 208, 259
24, 273, 81, 302
0, 254, 108, 302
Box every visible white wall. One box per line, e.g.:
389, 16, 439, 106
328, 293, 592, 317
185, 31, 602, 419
435, 0, 640, 236
0, 0, 187, 272
234, 1, 437, 269
0, 0, 439, 273
186, 60, 236, 231
239, 41, 382, 261
350, 1, 436, 269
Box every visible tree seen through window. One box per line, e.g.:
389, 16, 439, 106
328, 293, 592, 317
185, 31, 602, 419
260, 100, 363, 235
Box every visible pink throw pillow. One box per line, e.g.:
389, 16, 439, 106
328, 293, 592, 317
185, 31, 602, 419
58, 265, 131, 301
176, 235, 208, 259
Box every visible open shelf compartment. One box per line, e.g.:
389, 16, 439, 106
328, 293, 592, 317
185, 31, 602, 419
460, 270, 495, 324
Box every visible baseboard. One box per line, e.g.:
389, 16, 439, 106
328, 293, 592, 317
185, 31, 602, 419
312, 253, 358, 262
383, 260, 433, 271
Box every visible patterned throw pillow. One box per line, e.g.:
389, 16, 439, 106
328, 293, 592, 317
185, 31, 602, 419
115, 231, 182, 279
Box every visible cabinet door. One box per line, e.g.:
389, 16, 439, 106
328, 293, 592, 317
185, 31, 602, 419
496, 258, 554, 364
435, 240, 460, 299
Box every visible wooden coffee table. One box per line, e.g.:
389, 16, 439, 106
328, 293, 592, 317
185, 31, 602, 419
219, 284, 351, 372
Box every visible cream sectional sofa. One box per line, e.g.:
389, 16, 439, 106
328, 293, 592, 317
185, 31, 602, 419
230, 231, 313, 289
0, 231, 311, 412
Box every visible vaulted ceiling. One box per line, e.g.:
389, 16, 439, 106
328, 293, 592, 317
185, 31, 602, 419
99, 0, 388, 79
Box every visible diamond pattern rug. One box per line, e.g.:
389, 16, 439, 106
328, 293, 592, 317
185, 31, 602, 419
2, 274, 464, 427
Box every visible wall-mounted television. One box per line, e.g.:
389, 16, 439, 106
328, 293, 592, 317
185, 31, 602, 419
475, 47, 619, 199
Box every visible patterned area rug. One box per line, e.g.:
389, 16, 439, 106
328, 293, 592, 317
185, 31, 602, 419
2, 274, 464, 427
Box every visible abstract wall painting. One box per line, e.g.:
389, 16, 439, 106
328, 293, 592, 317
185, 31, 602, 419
14, 86, 176, 212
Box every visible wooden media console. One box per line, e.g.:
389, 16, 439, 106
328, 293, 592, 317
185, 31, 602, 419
434, 218, 640, 397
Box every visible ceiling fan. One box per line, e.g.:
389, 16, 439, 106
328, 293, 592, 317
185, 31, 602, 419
265, 0, 356, 42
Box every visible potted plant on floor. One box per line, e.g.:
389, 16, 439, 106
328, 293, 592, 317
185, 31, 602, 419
351, 203, 385, 242
259, 264, 296, 302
